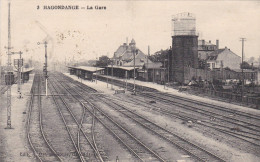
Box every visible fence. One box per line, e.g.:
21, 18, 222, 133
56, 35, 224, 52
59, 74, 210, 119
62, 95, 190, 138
191, 86, 260, 109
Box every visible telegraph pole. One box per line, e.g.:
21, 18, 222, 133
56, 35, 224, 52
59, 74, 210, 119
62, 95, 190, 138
111, 58, 114, 90
38, 41, 48, 96
147, 46, 150, 82
164, 59, 166, 89
240, 38, 246, 99
168, 47, 171, 85
5, 2, 13, 129
133, 48, 137, 95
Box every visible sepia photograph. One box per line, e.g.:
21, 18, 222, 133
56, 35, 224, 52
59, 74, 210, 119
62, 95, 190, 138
0, 0, 260, 161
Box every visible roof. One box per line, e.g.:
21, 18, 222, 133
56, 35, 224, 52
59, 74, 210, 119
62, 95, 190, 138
206, 48, 226, 61
198, 40, 215, 46
68, 66, 104, 72
14, 67, 34, 73
144, 62, 162, 69
114, 44, 129, 58
130, 39, 136, 44
113, 40, 147, 63
123, 57, 153, 67
106, 65, 138, 71
22, 67, 34, 73
207, 47, 241, 61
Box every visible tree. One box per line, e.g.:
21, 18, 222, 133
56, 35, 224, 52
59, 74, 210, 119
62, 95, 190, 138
149, 49, 171, 67
240, 61, 251, 69
96, 55, 110, 67
248, 57, 255, 64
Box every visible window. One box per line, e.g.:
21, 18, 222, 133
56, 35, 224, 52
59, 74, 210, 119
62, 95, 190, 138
212, 63, 215, 68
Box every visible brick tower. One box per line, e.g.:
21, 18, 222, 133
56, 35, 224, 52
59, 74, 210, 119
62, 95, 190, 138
170, 13, 198, 83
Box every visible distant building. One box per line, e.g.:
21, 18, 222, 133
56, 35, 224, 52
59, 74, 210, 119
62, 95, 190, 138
113, 39, 153, 67
206, 47, 241, 70
198, 39, 219, 60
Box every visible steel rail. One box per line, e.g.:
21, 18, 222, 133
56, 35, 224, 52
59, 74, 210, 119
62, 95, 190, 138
52, 73, 166, 162
99, 97, 226, 162
143, 93, 260, 132
161, 92, 260, 120
116, 95, 260, 139
108, 95, 260, 147
94, 74, 260, 120
56, 73, 224, 162
58, 73, 260, 143
47, 77, 86, 162
48, 77, 104, 162
38, 74, 63, 161
26, 74, 43, 161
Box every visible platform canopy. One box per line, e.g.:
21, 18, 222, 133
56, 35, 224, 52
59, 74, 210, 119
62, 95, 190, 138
106, 65, 138, 71
68, 66, 104, 72
14, 67, 34, 73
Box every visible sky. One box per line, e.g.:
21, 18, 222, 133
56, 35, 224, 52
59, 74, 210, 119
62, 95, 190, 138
0, 0, 260, 65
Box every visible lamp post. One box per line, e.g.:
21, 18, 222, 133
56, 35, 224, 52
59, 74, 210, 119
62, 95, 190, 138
240, 38, 246, 100
111, 58, 114, 90
130, 44, 137, 95
168, 47, 171, 85
164, 59, 167, 90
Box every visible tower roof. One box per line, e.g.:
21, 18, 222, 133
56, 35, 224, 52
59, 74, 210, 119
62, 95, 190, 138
130, 39, 136, 45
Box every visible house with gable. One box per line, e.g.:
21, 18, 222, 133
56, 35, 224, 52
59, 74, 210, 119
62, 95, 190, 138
113, 39, 153, 67
206, 47, 241, 70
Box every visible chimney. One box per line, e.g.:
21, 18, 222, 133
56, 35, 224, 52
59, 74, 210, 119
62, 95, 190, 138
209, 40, 211, 44
126, 37, 128, 45
216, 39, 219, 49
202, 40, 205, 45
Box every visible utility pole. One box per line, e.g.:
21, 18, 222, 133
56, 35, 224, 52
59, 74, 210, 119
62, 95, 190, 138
164, 59, 166, 89
132, 48, 137, 95
168, 47, 171, 85
106, 66, 108, 88
125, 71, 128, 91
111, 58, 114, 90
5, 2, 13, 129
38, 41, 48, 96
147, 46, 150, 82
240, 38, 246, 99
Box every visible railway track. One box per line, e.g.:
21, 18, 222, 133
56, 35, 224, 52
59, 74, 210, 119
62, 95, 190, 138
26, 73, 62, 161
48, 76, 104, 162
97, 74, 260, 123
111, 94, 260, 147
55, 72, 229, 161
51, 73, 167, 162
0, 85, 8, 94
60, 73, 260, 146
147, 92, 260, 122
99, 97, 226, 162
141, 93, 260, 133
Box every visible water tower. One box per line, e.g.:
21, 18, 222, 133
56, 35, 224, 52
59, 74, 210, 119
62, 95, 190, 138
170, 12, 198, 83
